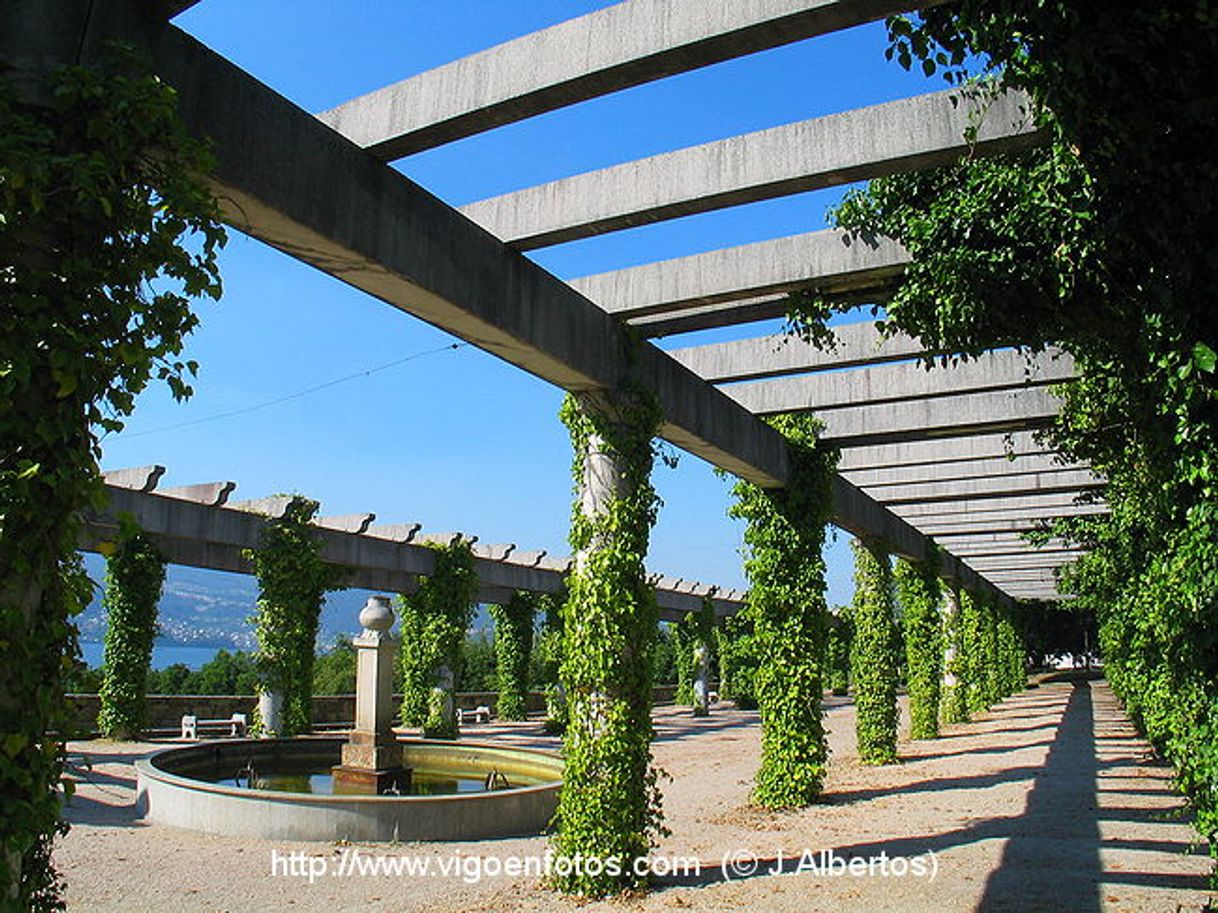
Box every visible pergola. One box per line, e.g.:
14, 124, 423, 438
6, 0, 1100, 602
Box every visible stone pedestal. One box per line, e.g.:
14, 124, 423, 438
332, 595, 411, 795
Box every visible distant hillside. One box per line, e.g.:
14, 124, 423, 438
78, 553, 492, 650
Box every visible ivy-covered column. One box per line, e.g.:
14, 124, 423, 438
489, 591, 535, 721
940, 585, 970, 724
246, 497, 342, 737
961, 590, 990, 716
826, 608, 853, 696
895, 556, 943, 740
671, 621, 693, 705
729, 414, 837, 807
396, 542, 478, 739
851, 539, 901, 764
552, 389, 663, 896
97, 526, 166, 740
715, 612, 760, 709
536, 591, 568, 734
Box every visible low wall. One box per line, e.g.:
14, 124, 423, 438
67, 684, 679, 736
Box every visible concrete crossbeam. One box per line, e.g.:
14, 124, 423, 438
158, 481, 237, 505
571, 231, 908, 324
102, 465, 166, 492
906, 500, 1107, 526
744, 388, 1063, 448
838, 431, 1053, 470
317, 513, 376, 534
630, 294, 795, 336
319, 0, 924, 159
81, 486, 744, 620
965, 554, 1080, 571
847, 453, 1087, 488
723, 349, 1074, 414
461, 88, 1042, 249
892, 491, 1102, 518
871, 469, 1104, 507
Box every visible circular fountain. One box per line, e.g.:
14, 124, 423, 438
134, 596, 562, 841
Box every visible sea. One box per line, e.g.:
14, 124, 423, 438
78, 641, 223, 671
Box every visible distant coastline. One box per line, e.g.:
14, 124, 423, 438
77, 641, 222, 671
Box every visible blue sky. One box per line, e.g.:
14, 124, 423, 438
98, 1, 937, 610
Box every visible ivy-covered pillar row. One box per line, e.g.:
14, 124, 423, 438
940, 585, 970, 724
396, 542, 479, 740
850, 538, 902, 764
729, 414, 837, 808
97, 526, 167, 740
246, 497, 344, 738
895, 555, 943, 740
489, 591, 535, 721
826, 608, 853, 696
961, 590, 991, 716
552, 389, 663, 896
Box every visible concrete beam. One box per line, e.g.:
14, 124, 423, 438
892, 491, 1103, 518
317, 513, 376, 534
847, 453, 1088, 488
838, 431, 1052, 470
319, 0, 925, 159
158, 481, 237, 505
757, 388, 1062, 448
871, 469, 1104, 507
571, 231, 908, 324
461, 88, 1042, 249
630, 294, 795, 337
102, 465, 165, 492
722, 348, 1074, 414
906, 502, 1107, 528
81, 485, 746, 618
965, 554, 1079, 571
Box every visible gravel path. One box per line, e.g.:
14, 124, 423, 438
56, 678, 1214, 912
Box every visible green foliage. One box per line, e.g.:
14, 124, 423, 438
787, 3, 1218, 865
670, 621, 693, 703
940, 588, 970, 725
825, 608, 852, 696
850, 539, 901, 764
729, 414, 837, 807
458, 630, 497, 692
550, 389, 663, 896
396, 542, 479, 738
245, 497, 344, 737
489, 592, 535, 720
97, 526, 166, 739
535, 591, 568, 733
895, 556, 942, 740
0, 46, 224, 907
715, 611, 760, 709
312, 637, 356, 696
960, 590, 990, 717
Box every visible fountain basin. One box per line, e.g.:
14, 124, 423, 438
135, 737, 562, 841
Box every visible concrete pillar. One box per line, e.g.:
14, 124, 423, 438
941, 585, 968, 724
432, 663, 456, 734
333, 595, 408, 793
257, 690, 284, 736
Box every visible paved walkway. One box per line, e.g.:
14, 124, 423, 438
56, 677, 1214, 912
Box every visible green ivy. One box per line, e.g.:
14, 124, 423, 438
489, 591, 535, 721
715, 611, 760, 710
960, 590, 992, 716
97, 524, 166, 740
940, 586, 970, 725
535, 590, 568, 734
671, 621, 693, 704
850, 539, 901, 764
0, 46, 224, 908
245, 497, 344, 737
396, 541, 479, 738
895, 555, 943, 740
826, 607, 853, 696
550, 389, 663, 896
729, 414, 837, 807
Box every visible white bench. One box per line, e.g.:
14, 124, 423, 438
181, 712, 248, 740
457, 705, 492, 725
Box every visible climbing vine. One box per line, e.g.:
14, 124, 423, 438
960, 590, 991, 716
97, 524, 166, 740
397, 541, 479, 739
895, 555, 943, 740
0, 45, 223, 908
850, 538, 901, 764
715, 611, 760, 709
940, 586, 970, 725
729, 413, 837, 808
550, 388, 663, 896
535, 589, 568, 734
671, 621, 693, 705
489, 591, 535, 721
245, 497, 345, 737
826, 607, 853, 696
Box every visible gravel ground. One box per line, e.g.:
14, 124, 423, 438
56, 678, 1214, 912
